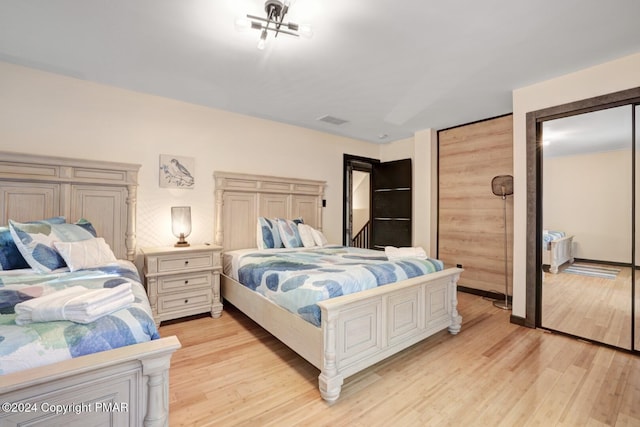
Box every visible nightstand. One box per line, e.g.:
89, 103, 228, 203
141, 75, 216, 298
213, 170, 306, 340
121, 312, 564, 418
142, 244, 223, 325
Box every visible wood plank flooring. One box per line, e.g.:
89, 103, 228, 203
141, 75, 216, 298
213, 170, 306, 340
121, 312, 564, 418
159, 293, 640, 426
541, 264, 633, 349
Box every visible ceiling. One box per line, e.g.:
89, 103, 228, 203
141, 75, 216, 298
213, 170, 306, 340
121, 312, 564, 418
1, 0, 640, 143
543, 106, 636, 158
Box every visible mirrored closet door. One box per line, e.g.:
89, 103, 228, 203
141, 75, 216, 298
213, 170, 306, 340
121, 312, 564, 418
540, 105, 635, 350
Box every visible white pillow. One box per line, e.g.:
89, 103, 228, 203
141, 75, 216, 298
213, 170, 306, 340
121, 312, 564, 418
297, 224, 316, 248
310, 227, 328, 247
52, 237, 117, 272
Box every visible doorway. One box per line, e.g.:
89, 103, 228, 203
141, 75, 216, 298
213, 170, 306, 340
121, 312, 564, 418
343, 155, 413, 249
351, 170, 371, 247
343, 155, 376, 248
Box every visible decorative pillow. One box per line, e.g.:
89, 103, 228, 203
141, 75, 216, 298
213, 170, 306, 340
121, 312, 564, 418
276, 218, 303, 248
0, 217, 65, 271
53, 237, 117, 272
310, 227, 328, 247
9, 219, 97, 273
257, 217, 283, 249
297, 224, 316, 248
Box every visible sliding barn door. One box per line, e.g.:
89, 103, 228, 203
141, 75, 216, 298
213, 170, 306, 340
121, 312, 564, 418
371, 159, 412, 249
438, 115, 513, 293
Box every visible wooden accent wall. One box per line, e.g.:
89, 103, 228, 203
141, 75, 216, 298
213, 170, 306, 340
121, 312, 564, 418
438, 115, 513, 294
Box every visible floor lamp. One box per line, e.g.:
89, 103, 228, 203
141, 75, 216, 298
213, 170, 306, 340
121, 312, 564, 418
491, 175, 513, 310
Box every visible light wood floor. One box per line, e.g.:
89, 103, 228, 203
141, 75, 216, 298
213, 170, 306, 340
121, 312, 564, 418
541, 263, 634, 349
160, 293, 640, 427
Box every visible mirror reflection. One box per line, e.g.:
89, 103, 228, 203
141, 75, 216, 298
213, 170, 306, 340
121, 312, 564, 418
541, 105, 633, 349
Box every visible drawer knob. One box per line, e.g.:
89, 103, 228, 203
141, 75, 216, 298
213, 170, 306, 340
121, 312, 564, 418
184, 280, 189, 284
184, 299, 189, 304
185, 260, 189, 265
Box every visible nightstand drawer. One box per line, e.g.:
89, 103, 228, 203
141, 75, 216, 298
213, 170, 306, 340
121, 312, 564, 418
157, 289, 212, 314
157, 253, 213, 272
158, 273, 211, 293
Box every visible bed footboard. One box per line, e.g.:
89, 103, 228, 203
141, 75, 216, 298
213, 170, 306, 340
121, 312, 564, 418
0, 336, 180, 427
545, 235, 574, 273
317, 268, 462, 403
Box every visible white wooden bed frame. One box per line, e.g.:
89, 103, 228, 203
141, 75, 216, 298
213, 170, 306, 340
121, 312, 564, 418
0, 151, 180, 427
543, 235, 574, 273
214, 171, 463, 403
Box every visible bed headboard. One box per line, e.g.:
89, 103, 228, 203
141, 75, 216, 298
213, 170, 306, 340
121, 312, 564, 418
213, 171, 326, 251
0, 151, 140, 261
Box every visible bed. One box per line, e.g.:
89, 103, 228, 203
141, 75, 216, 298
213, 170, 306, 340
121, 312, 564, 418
214, 171, 463, 403
0, 152, 180, 427
542, 230, 574, 273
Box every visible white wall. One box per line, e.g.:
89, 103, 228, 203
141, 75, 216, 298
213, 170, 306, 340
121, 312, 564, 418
0, 61, 381, 256
512, 52, 640, 318
544, 149, 632, 263
380, 130, 438, 257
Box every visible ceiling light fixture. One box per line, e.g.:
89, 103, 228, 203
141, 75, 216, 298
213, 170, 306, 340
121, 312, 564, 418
237, 0, 312, 50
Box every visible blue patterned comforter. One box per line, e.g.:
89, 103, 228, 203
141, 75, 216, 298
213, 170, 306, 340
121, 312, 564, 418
227, 246, 444, 327
0, 261, 159, 375
543, 230, 566, 243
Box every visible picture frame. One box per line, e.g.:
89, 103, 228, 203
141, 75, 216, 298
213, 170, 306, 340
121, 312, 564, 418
159, 154, 195, 189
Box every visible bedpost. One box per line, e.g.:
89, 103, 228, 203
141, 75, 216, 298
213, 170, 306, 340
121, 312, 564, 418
318, 309, 343, 404
448, 271, 463, 335
214, 182, 224, 247
317, 184, 324, 232
126, 183, 138, 262
141, 353, 173, 427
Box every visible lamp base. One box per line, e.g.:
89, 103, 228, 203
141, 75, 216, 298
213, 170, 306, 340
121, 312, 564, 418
174, 241, 190, 247
493, 300, 512, 310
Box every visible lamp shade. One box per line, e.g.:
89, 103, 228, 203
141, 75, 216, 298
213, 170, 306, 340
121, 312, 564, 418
171, 206, 191, 247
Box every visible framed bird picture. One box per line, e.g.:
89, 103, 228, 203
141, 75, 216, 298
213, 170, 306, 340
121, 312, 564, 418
159, 154, 195, 189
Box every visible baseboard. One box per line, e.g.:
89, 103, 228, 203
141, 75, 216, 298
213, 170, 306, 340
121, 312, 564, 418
573, 258, 631, 268
510, 314, 526, 326
457, 286, 511, 303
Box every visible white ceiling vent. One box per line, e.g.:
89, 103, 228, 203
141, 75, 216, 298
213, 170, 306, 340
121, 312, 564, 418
317, 115, 349, 126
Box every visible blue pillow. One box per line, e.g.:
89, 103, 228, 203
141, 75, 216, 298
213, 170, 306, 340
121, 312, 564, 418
0, 217, 65, 271
257, 217, 283, 249
74, 218, 97, 237
9, 218, 96, 273
276, 218, 303, 248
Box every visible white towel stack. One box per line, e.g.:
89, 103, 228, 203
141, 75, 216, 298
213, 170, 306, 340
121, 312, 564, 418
384, 246, 428, 260
14, 282, 135, 325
